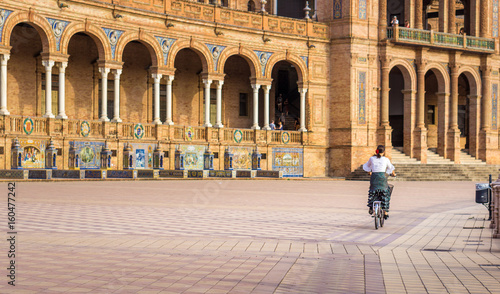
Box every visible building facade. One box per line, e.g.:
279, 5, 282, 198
0, 0, 498, 177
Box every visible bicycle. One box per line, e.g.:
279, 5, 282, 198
372, 200, 384, 230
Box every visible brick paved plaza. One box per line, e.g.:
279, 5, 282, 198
2, 180, 500, 293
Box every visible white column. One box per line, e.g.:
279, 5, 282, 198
251, 84, 261, 130
56, 62, 68, 119
299, 88, 308, 132
203, 79, 213, 127
165, 75, 174, 125
42, 60, 55, 118
273, 0, 278, 15
112, 69, 122, 122
99, 67, 110, 122
0, 54, 10, 115
262, 85, 271, 130
152, 73, 163, 124
215, 80, 224, 128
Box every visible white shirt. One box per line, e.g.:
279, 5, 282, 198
363, 156, 395, 174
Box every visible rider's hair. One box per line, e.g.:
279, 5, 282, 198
375, 145, 385, 158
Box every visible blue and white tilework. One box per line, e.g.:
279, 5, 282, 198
102, 28, 124, 59
0, 9, 13, 43
254, 50, 273, 76
47, 18, 70, 51
156, 36, 176, 65
206, 44, 226, 71
272, 148, 304, 177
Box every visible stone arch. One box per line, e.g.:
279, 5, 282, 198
114, 30, 162, 66
458, 66, 481, 96
217, 46, 259, 78
265, 52, 307, 83
388, 59, 417, 91
424, 62, 450, 93
2, 10, 55, 52
167, 39, 212, 73
59, 22, 111, 60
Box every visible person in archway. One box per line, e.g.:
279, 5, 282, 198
391, 16, 399, 27
294, 118, 300, 131
284, 98, 289, 115
277, 94, 283, 113
277, 121, 283, 130
363, 145, 396, 219
270, 120, 276, 130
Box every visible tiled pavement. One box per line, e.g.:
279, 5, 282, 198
1, 180, 499, 293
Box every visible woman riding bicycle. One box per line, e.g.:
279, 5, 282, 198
363, 145, 396, 219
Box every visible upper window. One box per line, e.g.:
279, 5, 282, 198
248, 0, 255, 12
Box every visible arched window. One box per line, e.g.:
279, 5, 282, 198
221, 0, 229, 7
248, 0, 255, 12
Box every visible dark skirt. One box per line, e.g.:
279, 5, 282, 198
367, 172, 393, 212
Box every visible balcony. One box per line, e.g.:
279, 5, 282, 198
387, 26, 496, 53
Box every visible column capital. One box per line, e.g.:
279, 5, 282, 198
262, 84, 271, 92
113, 69, 122, 78
99, 67, 110, 76
0, 54, 10, 64
152, 73, 162, 81
436, 92, 450, 97
202, 79, 212, 86
379, 55, 392, 67
42, 60, 55, 70
165, 75, 174, 84
215, 80, 224, 88
251, 84, 261, 91
481, 65, 493, 77
58, 62, 68, 72
299, 88, 308, 95
97, 59, 123, 70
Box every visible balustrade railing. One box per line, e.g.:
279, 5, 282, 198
388, 26, 495, 52
1, 116, 306, 145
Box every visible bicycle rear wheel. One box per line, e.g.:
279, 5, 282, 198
374, 204, 380, 230
380, 209, 385, 227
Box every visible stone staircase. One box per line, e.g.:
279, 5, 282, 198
346, 148, 498, 181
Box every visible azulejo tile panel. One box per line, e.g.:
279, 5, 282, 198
180, 145, 205, 170
131, 143, 155, 169
209, 170, 232, 178
0, 9, 13, 42
232, 147, 252, 170
159, 170, 184, 178
52, 170, 80, 179
333, 0, 342, 19
73, 141, 105, 169
0, 170, 24, 179
272, 148, 303, 177
493, 83, 498, 130
137, 170, 154, 178
20, 139, 46, 169
107, 170, 134, 178
494, 0, 499, 38
236, 170, 252, 178
85, 170, 103, 179
358, 71, 366, 125
28, 170, 48, 179
188, 170, 203, 178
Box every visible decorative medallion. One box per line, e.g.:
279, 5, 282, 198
234, 129, 243, 143
80, 121, 90, 137
102, 28, 124, 59
156, 36, 176, 65
254, 51, 273, 76
134, 123, 144, 139
0, 9, 13, 43
281, 131, 290, 144
23, 117, 34, 135
47, 18, 70, 51
206, 44, 226, 71
185, 126, 194, 141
